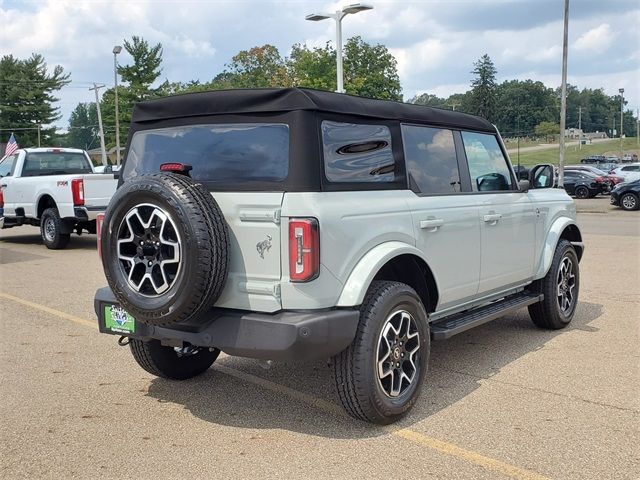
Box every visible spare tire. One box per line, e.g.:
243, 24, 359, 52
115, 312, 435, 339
101, 173, 229, 327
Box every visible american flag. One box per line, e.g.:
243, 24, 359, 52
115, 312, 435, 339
4, 133, 18, 156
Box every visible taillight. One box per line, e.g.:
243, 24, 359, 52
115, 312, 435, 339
160, 163, 192, 174
96, 213, 105, 258
288, 218, 319, 282
594, 176, 605, 183
71, 178, 84, 206
0, 188, 4, 208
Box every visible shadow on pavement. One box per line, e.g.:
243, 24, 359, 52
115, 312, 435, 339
0, 232, 98, 250
146, 300, 603, 439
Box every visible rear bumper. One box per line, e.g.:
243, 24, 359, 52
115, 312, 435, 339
94, 287, 360, 362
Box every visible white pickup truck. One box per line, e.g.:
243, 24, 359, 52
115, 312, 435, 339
0, 147, 117, 249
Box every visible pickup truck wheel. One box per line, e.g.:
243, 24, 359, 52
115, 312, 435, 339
40, 207, 70, 249
101, 173, 229, 327
333, 281, 429, 424
129, 339, 219, 380
528, 239, 579, 329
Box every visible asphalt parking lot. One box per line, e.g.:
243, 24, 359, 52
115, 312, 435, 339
1, 205, 638, 480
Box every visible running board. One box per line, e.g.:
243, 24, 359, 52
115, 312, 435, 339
430, 293, 543, 340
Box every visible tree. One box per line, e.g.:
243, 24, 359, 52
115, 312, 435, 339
221, 45, 289, 88
287, 42, 335, 91
408, 93, 446, 107
468, 54, 497, 121
343, 36, 402, 101
534, 121, 560, 141
66, 102, 98, 150
101, 36, 165, 146
0, 53, 70, 146
494, 80, 558, 136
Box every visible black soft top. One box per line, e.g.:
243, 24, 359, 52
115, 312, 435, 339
130, 87, 495, 133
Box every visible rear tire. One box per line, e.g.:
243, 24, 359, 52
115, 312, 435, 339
620, 193, 639, 211
40, 207, 70, 249
574, 186, 589, 199
333, 281, 430, 424
528, 240, 579, 329
129, 339, 219, 380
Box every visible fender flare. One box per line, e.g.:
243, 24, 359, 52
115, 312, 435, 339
535, 217, 584, 279
336, 241, 435, 307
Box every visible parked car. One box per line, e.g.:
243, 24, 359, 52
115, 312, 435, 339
581, 155, 608, 164
610, 163, 640, 183
605, 156, 620, 163
595, 162, 619, 173
565, 165, 624, 187
622, 154, 637, 163
563, 170, 610, 198
94, 88, 584, 424
610, 179, 640, 211
0, 148, 118, 248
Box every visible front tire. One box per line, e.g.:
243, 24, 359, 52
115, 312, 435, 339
333, 281, 430, 424
129, 339, 219, 380
40, 207, 70, 249
620, 192, 639, 211
528, 239, 579, 329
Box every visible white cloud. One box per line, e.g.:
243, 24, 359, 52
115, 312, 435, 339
573, 23, 615, 53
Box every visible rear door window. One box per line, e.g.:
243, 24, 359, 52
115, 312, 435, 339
321, 121, 394, 182
0, 154, 16, 177
401, 125, 461, 194
461, 132, 514, 192
124, 124, 289, 183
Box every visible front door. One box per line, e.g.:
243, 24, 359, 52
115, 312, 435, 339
402, 125, 481, 311
460, 131, 536, 296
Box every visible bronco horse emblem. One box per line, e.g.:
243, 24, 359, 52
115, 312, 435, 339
256, 235, 272, 259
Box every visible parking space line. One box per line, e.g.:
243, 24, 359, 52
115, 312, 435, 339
0, 291, 550, 480
0, 292, 96, 329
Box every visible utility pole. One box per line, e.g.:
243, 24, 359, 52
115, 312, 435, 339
578, 107, 582, 150
37, 123, 41, 147
558, 0, 570, 187
89, 83, 108, 167
636, 108, 639, 147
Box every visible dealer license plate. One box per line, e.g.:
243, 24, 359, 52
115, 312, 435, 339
104, 304, 136, 334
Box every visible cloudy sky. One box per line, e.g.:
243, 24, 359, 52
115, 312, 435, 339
1, 0, 639, 128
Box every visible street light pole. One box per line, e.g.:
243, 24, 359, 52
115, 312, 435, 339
618, 88, 624, 160
558, 0, 570, 188
113, 45, 122, 166
305, 3, 373, 94
89, 83, 108, 167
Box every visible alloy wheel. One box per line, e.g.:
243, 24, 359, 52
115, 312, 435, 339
116, 203, 181, 296
44, 217, 56, 242
376, 309, 421, 398
621, 194, 637, 210
556, 256, 576, 314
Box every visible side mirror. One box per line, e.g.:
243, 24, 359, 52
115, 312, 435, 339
113, 171, 120, 180
518, 179, 530, 192
529, 164, 556, 189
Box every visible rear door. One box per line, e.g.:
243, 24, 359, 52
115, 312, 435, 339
402, 125, 481, 310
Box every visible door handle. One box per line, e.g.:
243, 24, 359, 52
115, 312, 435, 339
483, 213, 502, 223
420, 218, 444, 230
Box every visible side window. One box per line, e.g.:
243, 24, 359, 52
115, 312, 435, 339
461, 132, 513, 192
321, 121, 394, 182
0, 154, 16, 177
401, 125, 460, 194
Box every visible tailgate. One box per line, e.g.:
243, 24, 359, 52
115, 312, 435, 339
212, 192, 284, 313
82, 173, 118, 207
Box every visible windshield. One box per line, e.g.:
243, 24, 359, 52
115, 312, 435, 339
22, 152, 93, 177
123, 123, 290, 184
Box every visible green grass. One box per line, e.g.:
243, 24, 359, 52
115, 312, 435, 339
510, 138, 639, 167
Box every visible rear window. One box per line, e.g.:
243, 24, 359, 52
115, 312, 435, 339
22, 152, 93, 177
124, 124, 289, 182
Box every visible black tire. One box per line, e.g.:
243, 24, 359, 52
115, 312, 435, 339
40, 207, 70, 249
574, 186, 589, 199
528, 239, 579, 329
101, 173, 229, 327
129, 339, 219, 380
333, 281, 430, 424
620, 192, 639, 211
